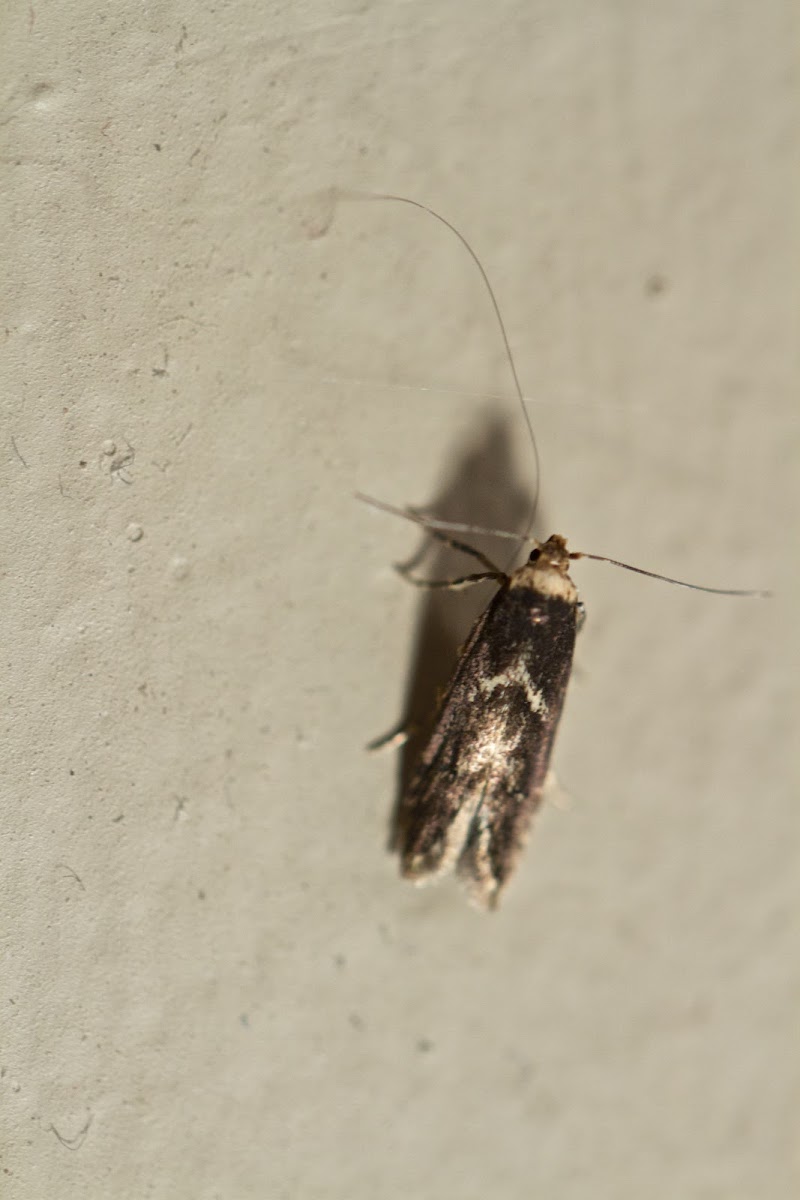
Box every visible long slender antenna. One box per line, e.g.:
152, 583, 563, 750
571, 550, 770, 598
356, 493, 769, 598
350, 191, 541, 544
348, 196, 769, 602
355, 492, 524, 541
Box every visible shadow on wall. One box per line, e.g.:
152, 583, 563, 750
386, 407, 551, 852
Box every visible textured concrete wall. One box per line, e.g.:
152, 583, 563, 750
2, 3, 796, 1197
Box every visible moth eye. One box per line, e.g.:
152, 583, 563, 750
528, 548, 541, 563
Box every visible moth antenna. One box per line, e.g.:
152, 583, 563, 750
348, 196, 768, 601
571, 550, 771, 598
346, 190, 541, 545
355, 492, 527, 542
357, 494, 769, 598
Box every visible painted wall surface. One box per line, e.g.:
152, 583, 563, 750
2, 3, 796, 1197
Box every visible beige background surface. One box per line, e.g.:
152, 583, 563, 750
2, 3, 797, 1197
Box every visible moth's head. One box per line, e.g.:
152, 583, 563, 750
513, 533, 578, 602
528, 534, 571, 575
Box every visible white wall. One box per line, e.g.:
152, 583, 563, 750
2, 3, 795, 1197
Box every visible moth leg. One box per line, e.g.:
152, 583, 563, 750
398, 516, 503, 571
393, 535, 432, 578
410, 522, 503, 574
394, 523, 504, 591
366, 720, 410, 753
396, 567, 504, 591
395, 526, 505, 589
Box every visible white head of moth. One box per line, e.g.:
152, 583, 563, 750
353, 192, 769, 910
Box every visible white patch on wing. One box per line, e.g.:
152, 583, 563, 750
406, 662, 547, 888
425, 784, 487, 878
410, 728, 519, 883
478, 660, 549, 717
461, 801, 495, 902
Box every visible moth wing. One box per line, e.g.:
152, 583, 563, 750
397, 604, 500, 886
455, 728, 556, 909
398, 581, 577, 907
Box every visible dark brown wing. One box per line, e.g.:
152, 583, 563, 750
397, 580, 577, 906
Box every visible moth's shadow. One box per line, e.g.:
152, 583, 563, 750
389, 410, 548, 851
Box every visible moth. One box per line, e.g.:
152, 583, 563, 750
393, 527, 580, 909
356, 194, 767, 909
